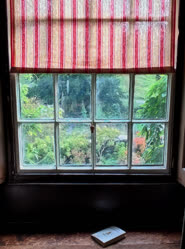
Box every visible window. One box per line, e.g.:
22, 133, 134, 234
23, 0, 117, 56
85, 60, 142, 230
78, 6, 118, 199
13, 73, 173, 173
8, 0, 178, 176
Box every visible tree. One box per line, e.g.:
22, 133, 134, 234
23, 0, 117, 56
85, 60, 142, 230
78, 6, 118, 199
137, 75, 167, 119
21, 74, 54, 105
20, 73, 166, 166
58, 74, 91, 118
137, 75, 167, 164
20, 74, 54, 119
23, 123, 55, 165
20, 74, 55, 165
97, 75, 129, 119
96, 125, 127, 165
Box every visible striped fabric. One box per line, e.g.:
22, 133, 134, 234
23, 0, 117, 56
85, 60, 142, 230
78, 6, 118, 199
9, 0, 177, 73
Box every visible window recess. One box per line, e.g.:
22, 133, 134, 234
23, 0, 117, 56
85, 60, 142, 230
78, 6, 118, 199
13, 73, 173, 173
8, 0, 178, 175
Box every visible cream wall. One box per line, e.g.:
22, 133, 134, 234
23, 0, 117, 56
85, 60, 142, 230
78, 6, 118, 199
0, 81, 6, 183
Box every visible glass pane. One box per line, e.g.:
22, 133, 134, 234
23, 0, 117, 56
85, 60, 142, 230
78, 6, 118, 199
59, 123, 91, 165
58, 74, 91, 119
133, 75, 168, 119
21, 123, 55, 166
132, 123, 165, 165
19, 74, 54, 119
96, 74, 129, 120
96, 124, 128, 166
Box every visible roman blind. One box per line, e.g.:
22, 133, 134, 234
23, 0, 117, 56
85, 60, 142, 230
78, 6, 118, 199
9, 0, 178, 73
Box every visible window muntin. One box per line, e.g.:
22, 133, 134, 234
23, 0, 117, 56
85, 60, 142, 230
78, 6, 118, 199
15, 73, 171, 172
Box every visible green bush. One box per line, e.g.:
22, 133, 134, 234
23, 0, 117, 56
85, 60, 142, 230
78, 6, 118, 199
20, 74, 167, 166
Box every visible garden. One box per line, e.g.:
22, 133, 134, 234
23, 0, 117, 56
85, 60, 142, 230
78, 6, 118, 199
19, 73, 167, 167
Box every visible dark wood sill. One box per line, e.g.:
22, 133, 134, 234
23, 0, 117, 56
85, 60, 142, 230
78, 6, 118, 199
7, 172, 177, 185
0, 230, 182, 249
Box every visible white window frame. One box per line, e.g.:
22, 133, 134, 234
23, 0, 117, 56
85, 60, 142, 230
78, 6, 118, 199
11, 73, 175, 175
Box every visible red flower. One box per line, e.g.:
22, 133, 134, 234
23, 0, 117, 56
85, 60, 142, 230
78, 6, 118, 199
133, 137, 146, 153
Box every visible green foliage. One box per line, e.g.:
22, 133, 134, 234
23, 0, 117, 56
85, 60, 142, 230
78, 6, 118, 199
20, 74, 55, 165
96, 126, 127, 165
20, 74, 54, 119
23, 124, 55, 165
117, 143, 127, 164
60, 126, 91, 164
136, 75, 167, 164
21, 74, 54, 105
58, 74, 91, 118
24, 136, 55, 165
97, 75, 129, 119
137, 75, 167, 119
140, 123, 164, 164
20, 73, 167, 166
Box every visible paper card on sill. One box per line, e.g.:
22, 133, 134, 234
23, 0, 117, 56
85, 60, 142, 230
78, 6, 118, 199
91, 226, 126, 247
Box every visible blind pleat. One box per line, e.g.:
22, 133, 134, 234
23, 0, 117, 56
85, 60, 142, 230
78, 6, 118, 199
9, 0, 177, 73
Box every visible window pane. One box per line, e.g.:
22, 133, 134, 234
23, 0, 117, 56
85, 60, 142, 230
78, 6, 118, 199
21, 123, 55, 166
96, 124, 128, 166
132, 123, 165, 165
59, 123, 91, 166
96, 74, 129, 120
58, 74, 91, 119
133, 75, 168, 120
19, 74, 54, 119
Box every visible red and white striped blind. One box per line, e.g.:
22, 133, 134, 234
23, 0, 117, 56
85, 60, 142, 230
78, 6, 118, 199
9, 0, 177, 73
